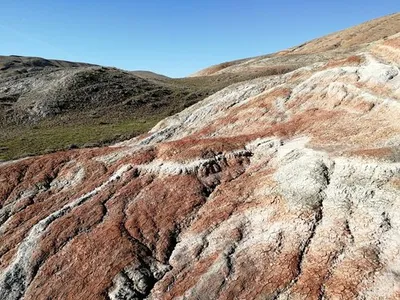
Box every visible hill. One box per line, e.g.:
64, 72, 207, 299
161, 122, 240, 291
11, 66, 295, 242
1, 13, 400, 300
0, 55, 295, 160
192, 12, 400, 76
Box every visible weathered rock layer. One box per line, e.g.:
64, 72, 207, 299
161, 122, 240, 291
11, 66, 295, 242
1, 17, 400, 300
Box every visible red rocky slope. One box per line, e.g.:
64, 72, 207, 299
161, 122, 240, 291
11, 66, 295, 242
1, 19, 400, 300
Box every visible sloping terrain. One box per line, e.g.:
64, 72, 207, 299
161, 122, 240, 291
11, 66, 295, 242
192, 12, 400, 77
0, 55, 95, 71
0, 58, 191, 124
0, 56, 217, 160
1, 14, 400, 300
0, 56, 296, 161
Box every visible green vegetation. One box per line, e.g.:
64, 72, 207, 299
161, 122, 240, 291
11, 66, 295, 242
0, 117, 160, 160
0, 55, 300, 161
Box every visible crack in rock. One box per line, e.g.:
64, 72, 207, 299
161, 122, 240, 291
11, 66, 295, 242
108, 258, 171, 300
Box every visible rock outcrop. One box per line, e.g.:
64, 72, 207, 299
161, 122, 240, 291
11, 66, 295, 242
1, 14, 400, 299
191, 13, 400, 77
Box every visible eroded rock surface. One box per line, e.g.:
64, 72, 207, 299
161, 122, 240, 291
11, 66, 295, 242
1, 19, 400, 300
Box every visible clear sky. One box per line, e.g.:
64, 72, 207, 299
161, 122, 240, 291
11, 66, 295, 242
0, 1, 398, 77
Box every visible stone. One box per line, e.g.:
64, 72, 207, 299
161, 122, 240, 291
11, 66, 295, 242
1, 13, 400, 300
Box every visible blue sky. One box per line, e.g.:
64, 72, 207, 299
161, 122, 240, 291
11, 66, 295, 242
0, 1, 398, 77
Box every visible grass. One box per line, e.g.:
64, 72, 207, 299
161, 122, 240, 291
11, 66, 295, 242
0, 117, 160, 161
0, 63, 300, 161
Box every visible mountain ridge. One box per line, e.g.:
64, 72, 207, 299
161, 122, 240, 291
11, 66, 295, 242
0, 53, 300, 160
0, 13, 400, 299
192, 12, 400, 77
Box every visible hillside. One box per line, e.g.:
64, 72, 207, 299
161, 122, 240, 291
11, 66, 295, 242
1, 13, 400, 300
0, 55, 95, 71
192, 12, 400, 76
0, 55, 296, 160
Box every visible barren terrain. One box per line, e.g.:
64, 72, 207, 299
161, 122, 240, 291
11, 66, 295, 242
0, 13, 400, 300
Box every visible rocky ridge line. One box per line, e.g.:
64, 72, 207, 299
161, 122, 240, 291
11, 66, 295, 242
0, 24, 400, 300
